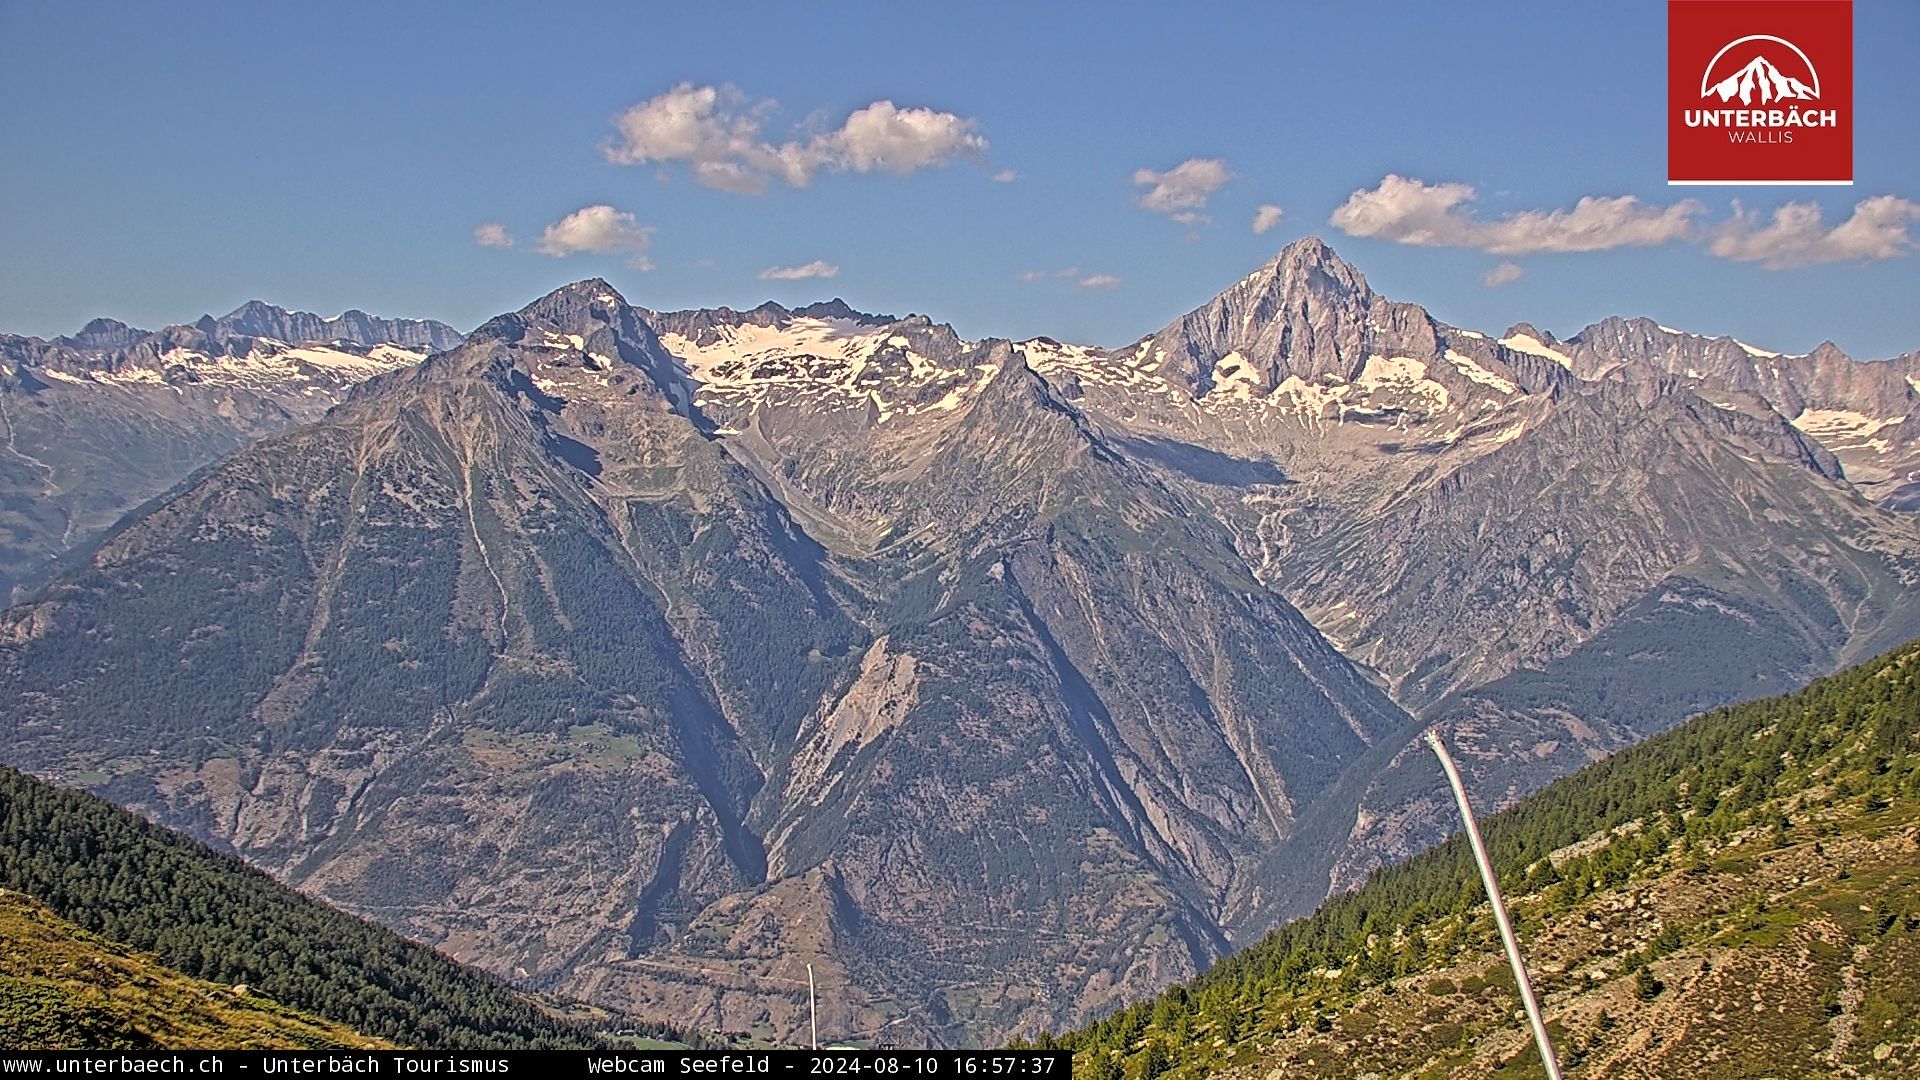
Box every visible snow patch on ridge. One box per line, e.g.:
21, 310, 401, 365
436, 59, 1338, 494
35, 342, 423, 393
662, 316, 979, 424
1444, 349, 1517, 395
1357, 355, 1450, 410
1793, 408, 1900, 453
1499, 332, 1573, 369
1208, 351, 1260, 401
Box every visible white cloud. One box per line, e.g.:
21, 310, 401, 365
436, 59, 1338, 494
834, 100, 987, 173
759, 260, 840, 281
473, 223, 513, 248
992, 169, 1020, 183
1251, 204, 1285, 235
604, 83, 989, 193
1709, 195, 1920, 268
1016, 267, 1111, 287
691, 160, 773, 195
1330, 174, 1701, 254
1482, 261, 1525, 287
605, 83, 761, 168
1134, 158, 1233, 216
535, 205, 655, 269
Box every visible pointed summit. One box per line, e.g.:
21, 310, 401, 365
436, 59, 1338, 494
451, 278, 690, 412
522, 274, 625, 313
473, 279, 636, 344
1806, 340, 1850, 365
221, 298, 289, 323
1266, 235, 1371, 295
1141, 235, 1437, 395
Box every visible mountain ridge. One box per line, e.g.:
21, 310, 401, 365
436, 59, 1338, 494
0, 299, 466, 602
2, 237, 1916, 1047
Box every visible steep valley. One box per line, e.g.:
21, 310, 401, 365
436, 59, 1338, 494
2, 238, 1916, 1046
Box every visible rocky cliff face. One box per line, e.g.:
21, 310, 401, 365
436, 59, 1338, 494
1550, 317, 1920, 509
1, 240, 1915, 1046
0, 278, 1413, 1046
203, 300, 464, 352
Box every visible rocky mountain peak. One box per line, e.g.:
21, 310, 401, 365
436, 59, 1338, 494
1572, 315, 1659, 345
793, 298, 889, 324
1267, 235, 1371, 297
959, 347, 1124, 467
469, 279, 641, 345
517, 278, 628, 321
59, 317, 149, 351
1806, 340, 1850, 366
1502, 322, 1558, 346
221, 298, 285, 324
449, 280, 690, 413
198, 299, 297, 342
185, 299, 462, 352
1141, 236, 1434, 396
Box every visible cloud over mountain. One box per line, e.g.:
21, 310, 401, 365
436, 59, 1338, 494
1330, 174, 1701, 254
536, 205, 654, 268
1709, 195, 1920, 268
1134, 158, 1234, 219
759, 260, 840, 281
604, 83, 988, 194
1482, 261, 1524, 286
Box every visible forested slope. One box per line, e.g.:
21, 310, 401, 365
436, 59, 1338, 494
1051, 642, 1920, 1078
0, 888, 392, 1049
0, 766, 604, 1049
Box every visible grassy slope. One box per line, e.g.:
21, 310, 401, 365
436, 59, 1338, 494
0, 888, 390, 1049
0, 766, 603, 1049
1054, 643, 1920, 1078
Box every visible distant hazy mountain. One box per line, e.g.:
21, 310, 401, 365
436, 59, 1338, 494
1554, 317, 1920, 510
1, 240, 1914, 1046
0, 302, 459, 600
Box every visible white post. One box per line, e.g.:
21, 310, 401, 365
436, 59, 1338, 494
1424, 729, 1564, 1080
807, 962, 819, 1050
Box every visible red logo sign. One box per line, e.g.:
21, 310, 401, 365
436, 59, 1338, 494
1668, 0, 1853, 185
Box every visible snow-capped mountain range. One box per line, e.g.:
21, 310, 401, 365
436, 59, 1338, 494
8, 241, 1917, 608
3, 241, 1918, 1047
636, 239, 1917, 512
0, 302, 460, 599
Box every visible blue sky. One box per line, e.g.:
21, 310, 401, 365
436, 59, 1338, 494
2, 1, 1916, 356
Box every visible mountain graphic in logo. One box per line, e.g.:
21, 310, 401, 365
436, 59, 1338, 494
1700, 35, 1821, 105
